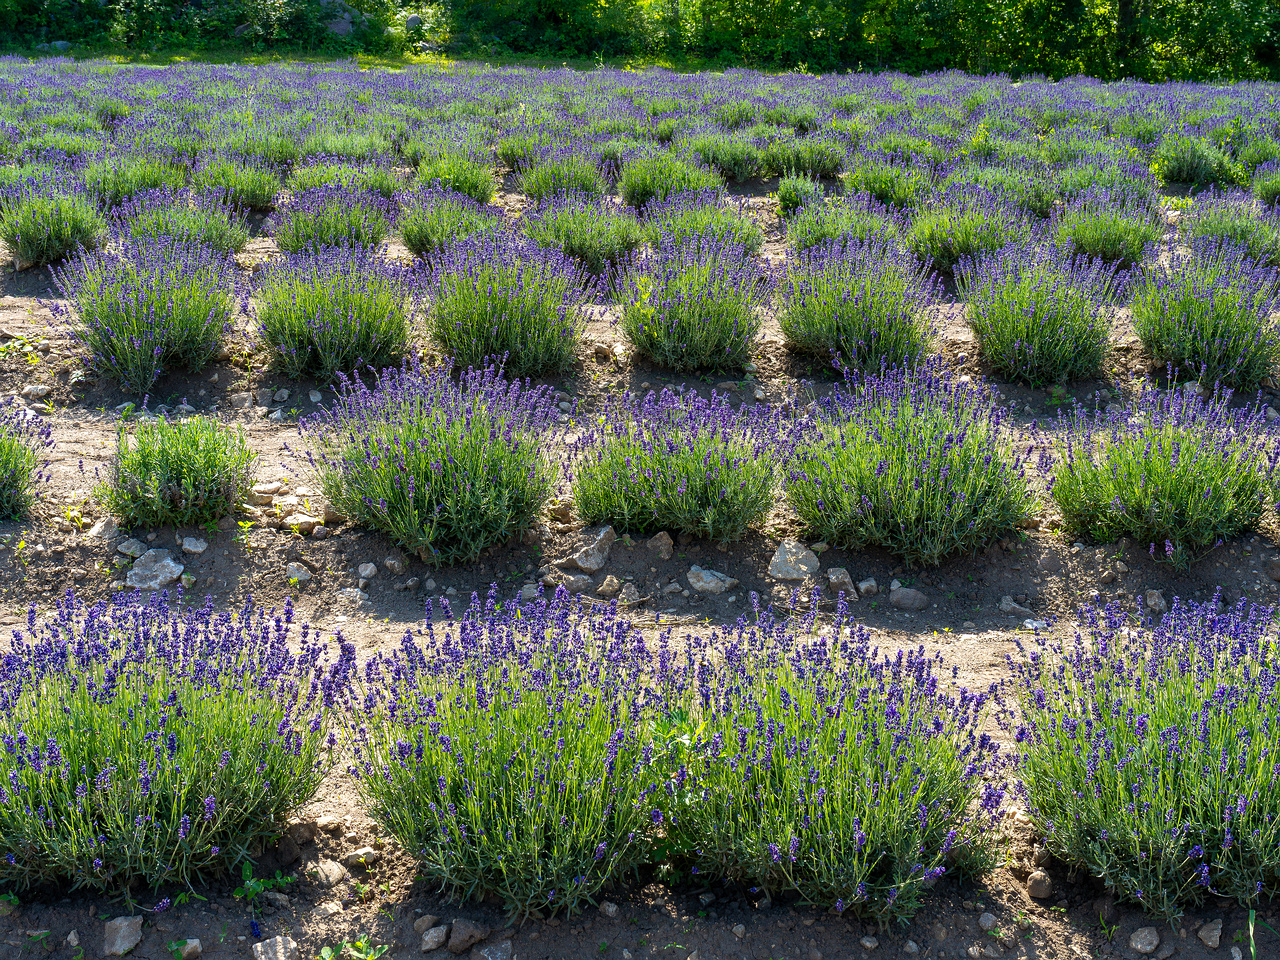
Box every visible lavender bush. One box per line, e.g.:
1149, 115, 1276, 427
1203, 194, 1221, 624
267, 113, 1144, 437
256, 247, 414, 380
776, 175, 824, 218
620, 155, 722, 208
1130, 241, 1280, 388
83, 155, 186, 207
399, 187, 504, 257
1055, 190, 1162, 266
0, 399, 53, 519
116, 188, 249, 254
618, 237, 768, 373
1009, 597, 1280, 917
843, 162, 930, 209
786, 195, 897, 253
0, 174, 105, 267
519, 154, 607, 201
299, 362, 558, 565
1153, 135, 1240, 188
959, 244, 1119, 385
425, 235, 594, 375
287, 161, 401, 200
1045, 388, 1278, 566
642, 190, 763, 254
54, 239, 237, 394
778, 237, 936, 369
526, 195, 645, 275
192, 158, 280, 211
786, 364, 1034, 566
269, 185, 394, 255
416, 154, 496, 204
1180, 191, 1280, 267
0, 590, 338, 892
907, 197, 1029, 275
570, 389, 782, 542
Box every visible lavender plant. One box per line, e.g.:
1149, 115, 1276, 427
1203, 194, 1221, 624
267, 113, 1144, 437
1055, 191, 1162, 267
1045, 389, 1278, 566
843, 162, 929, 209
287, 162, 401, 200
959, 244, 1118, 386
84, 155, 186, 207
1153, 135, 1241, 188
778, 237, 936, 369
416, 154, 496, 204
1255, 165, 1280, 207
687, 134, 760, 181
0, 189, 105, 267
0, 399, 53, 519
399, 187, 504, 257
256, 247, 413, 381
345, 589, 659, 918
269, 186, 394, 255
0, 591, 337, 893
519, 155, 606, 201
776, 176, 824, 218
786, 195, 897, 253
620, 155, 722, 208
299, 363, 557, 565
618, 237, 768, 373
54, 240, 237, 394
192, 159, 280, 211
642, 190, 763, 255
526, 195, 645, 274
907, 199, 1028, 275
761, 138, 846, 178
98, 415, 257, 527
785, 364, 1034, 566
1180, 191, 1280, 267
666, 611, 1002, 920
1009, 597, 1280, 917
570, 390, 781, 542
1130, 241, 1280, 388
116, 188, 249, 255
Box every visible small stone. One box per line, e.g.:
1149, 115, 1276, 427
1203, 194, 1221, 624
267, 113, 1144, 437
103, 917, 143, 956
470, 942, 511, 960
1144, 589, 1168, 614
1100, 570, 1117, 583
1129, 927, 1160, 955
698, 893, 715, 905
520, 583, 538, 602
413, 916, 441, 935
1154, 945, 1175, 960
275, 834, 300, 865
857, 577, 878, 596
286, 819, 316, 845
618, 582, 641, 604
687, 565, 738, 595
251, 937, 298, 960
358, 562, 378, 579
177, 941, 202, 960
312, 902, 342, 919
599, 901, 619, 919
999, 595, 1033, 617
597, 575, 622, 598
1026, 870, 1052, 899
181, 537, 208, 555
313, 859, 347, 887
1116, 561, 1130, 573
66, 932, 80, 948
568, 526, 616, 573
686, 952, 699, 960
20, 384, 51, 399
117, 539, 147, 558
309, 390, 323, 403
343, 846, 381, 868
903, 943, 919, 956
890, 587, 929, 611
1231, 947, 1243, 960
87, 517, 119, 539
384, 555, 406, 575
769, 539, 821, 579
1198, 919, 1222, 948
647, 531, 674, 560
826, 568, 855, 595
262, 891, 290, 909
273, 389, 290, 403
978, 913, 997, 932
447, 919, 489, 954
860, 936, 879, 950
420, 928, 448, 952
126, 549, 183, 590
732, 925, 746, 939
286, 562, 312, 583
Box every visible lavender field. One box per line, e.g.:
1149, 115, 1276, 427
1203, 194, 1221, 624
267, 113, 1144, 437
0, 57, 1279, 960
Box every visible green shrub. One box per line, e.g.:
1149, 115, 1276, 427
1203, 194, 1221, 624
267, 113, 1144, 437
620, 155, 722, 208
416, 154, 496, 203
0, 399, 53, 520
519, 155, 606, 201
1055, 193, 1161, 266
687, 135, 760, 181
786, 196, 896, 253
400, 187, 504, 257
84, 156, 186, 207
0, 191, 105, 267
776, 175, 824, 218
845, 163, 930, 209
97, 416, 257, 527
526, 196, 645, 273
119, 189, 249, 255
906, 203, 1023, 274
1181, 192, 1280, 266
192, 159, 281, 211
270, 186, 393, 255
761, 138, 845, 178
1255, 167, 1280, 207
1153, 135, 1241, 187
643, 191, 763, 254
287, 162, 401, 199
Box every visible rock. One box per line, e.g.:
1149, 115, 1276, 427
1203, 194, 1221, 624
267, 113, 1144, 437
1129, 928, 1160, 955
311, 525, 329, 540
413, 916, 441, 934
827, 568, 855, 595
229, 392, 254, 409
890, 587, 929, 611
1230, 948, 1243, 960
687, 565, 738, 595
283, 513, 320, 535
567, 526, 616, 573
903, 943, 919, 956
51, 40, 72, 51
1100, 569, 1117, 584
860, 937, 879, 950
769, 540, 820, 579
126, 550, 183, 590
20, 384, 50, 399
262, 891, 290, 909
286, 819, 316, 845
1265, 559, 1280, 582
597, 575, 622, 598
358, 562, 379, 579
647, 531, 674, 560
978, 913, 997, 932
447, 919, 489, 954
312, 902, 342, 919
103, 917, 143, 956
384, 555, 406, 575
276, 834, 301, 865
405, 12, 423, 28
316, 815, 343, 834
176, 941, 201, 960
181, 537, 208, 555
1144, 589, 1168, 614
857, 578, 878, 596
999, 596, 1033, 617
87, 517, 119, 539
618, 582, 641, 604
519, 583, 538, 602
1116, 561, 1130, 573
545, 572, 592, 593
314, 859, 347, 887
309, 390, 323, 403
286, 562, 312, 583
1154, 945, 1175, 960
420, 927, 448, 952
732, 924, 746, 939
66, 932, 80, 947
117, 539, 147, 558
1198, 919, 1222, 948
251, 937, 298, 960
470, 943, 511, 960
1026, 870, 1052, 899
273, 389, 290, 403
343, 846, 381, 868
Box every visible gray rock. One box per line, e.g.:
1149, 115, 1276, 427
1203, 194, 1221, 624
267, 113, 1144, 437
262, 891, 290, 909
103, 917, 143, 956
51, 40, 72, 51
314, 859, 347, 887
87, 517, 119, 539
273, 389, 290, 403
618, 582, 641, 604
999, 595, 1033, 617
337, 587, 369, 603
599, 901, 619, 918
286, 819, 317, 845
857, 577, 878, 597
519, 583, 538, 602
358, 561, 379, 580
687, 565, 737, 595
275, 835, 300, 865
447, 919, 489, 954
286, 562, 312, 583
20, 384, 50, 399
405, 13, 423, 28
903, 943, 919, 956
251, 937, 298, 960
228, 392, 253, 409
420, 927, 447, 952
768, 539, 820, 579
117, 539, 147, 558
544, 572, 592, 593
283, 513, 319, 535
1144, 589, 1168, 614
1026, 870, 1052, 899
1198, 919, 1222, 948
126, 550, 183, 590
312, 902, 342, 919
647, 531, 674, 560
977, 913, 997, 932
859, 936, 878, 950
309, 390, 323, 403
596, 575, 622, 598
567, 526, 616, 573
1129, 928, 1160, 955
384, 555, 406, 575
890, 587, 929, 611
731, 924, 745, 939
1154, 944, 1175, 960
343, 846, 381, 868
177, 940, 201, 960
469, 943, 511, 960
826, 568, 855, 595
181, 537, 208, 555
413, 916, 440, 935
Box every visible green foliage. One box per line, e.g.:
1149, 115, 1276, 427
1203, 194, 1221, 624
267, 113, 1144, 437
519, 155, 606, 201
400, 190, 503, 257
1153, 136, 1242, 187
0, 401, 51, 521
844, 163, 930, 209
287, 163, 401, 199
687, 135, 760, 181
761, 138, 846, 178
619, 155, 722, 208
0, 192, 105, 267
1056, 204, 1160, 266
1256, 170, 1280, 207
906, 204, 1021, 274
97, 415, 257, 527
776, 175, 824, 218
1182, 196, 1280, 266
84, 156, 186, 206
125, 200, 249, 254
416, 154, 496, 203
527, 200, 644, 273
644, 196, 763, 254
192, 160, 280, 212
786, 197, 896, 252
